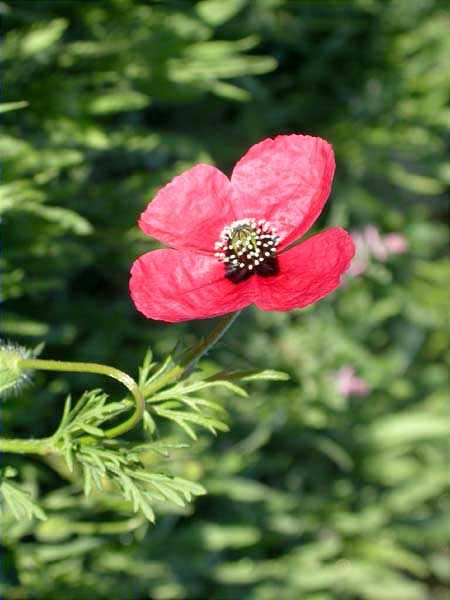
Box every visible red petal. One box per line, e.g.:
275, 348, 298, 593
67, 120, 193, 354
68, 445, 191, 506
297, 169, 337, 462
231, 135, 335, 248
139, 164, 235, 254
255, 228, 355, 311
129, 249, 255, 322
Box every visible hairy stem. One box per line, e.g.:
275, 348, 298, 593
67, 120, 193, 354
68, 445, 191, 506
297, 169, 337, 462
145, 311, 240, 397
0, 436, 53, 455
18, 358, 145, 439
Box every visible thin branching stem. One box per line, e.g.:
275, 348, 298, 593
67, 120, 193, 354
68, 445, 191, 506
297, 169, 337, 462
0, 313, 240, 456
17, 358, 145, 439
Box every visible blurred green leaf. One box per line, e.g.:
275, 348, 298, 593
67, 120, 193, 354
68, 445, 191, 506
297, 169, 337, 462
196, 0, 247, 26
0, 100, 28, 113
370, 413, 450, 447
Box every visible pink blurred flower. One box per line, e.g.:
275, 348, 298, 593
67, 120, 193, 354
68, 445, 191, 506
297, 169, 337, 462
347, 232, 370, 277
364, 225, 389, 261
384, 233, 408, 254
347, 225, 408, 277
334, 365, 370, 397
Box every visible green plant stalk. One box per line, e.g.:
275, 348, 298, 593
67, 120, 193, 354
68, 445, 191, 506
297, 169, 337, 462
16, 358, 145, 439
145, 311, 241, 397
0, 436, 53, 455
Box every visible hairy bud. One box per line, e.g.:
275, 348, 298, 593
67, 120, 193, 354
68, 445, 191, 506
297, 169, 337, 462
0, 340, 32, 398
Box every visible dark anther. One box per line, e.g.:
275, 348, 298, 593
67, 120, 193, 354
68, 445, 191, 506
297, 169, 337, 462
255, 257, 279, 277
225, 257, 279, 283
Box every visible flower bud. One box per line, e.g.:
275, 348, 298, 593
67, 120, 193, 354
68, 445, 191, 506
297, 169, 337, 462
0, 341, 32, 398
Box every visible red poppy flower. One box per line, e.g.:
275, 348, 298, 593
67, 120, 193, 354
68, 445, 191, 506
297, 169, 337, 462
130, 134, 355, 322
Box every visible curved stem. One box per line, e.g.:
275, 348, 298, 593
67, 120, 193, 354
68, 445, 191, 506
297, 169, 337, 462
145, 311, 241, 397
18, 358, 145, 439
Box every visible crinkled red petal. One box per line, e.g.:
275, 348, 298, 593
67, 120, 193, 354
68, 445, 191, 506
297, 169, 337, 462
139, 164, 235, 254
254, 227, 355, 311
231, 135, 335, 248
129, 249, 255, 323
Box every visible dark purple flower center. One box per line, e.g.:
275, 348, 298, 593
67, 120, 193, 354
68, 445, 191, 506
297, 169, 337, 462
215, 218, 280, 283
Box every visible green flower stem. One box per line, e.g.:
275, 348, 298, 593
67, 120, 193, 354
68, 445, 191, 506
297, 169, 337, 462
0, 436, 53, 455
145, 311, 241, 397
18, 358, 145, 439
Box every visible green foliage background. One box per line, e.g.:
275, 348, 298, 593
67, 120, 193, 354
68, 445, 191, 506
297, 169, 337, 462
1, 0, 449, 598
